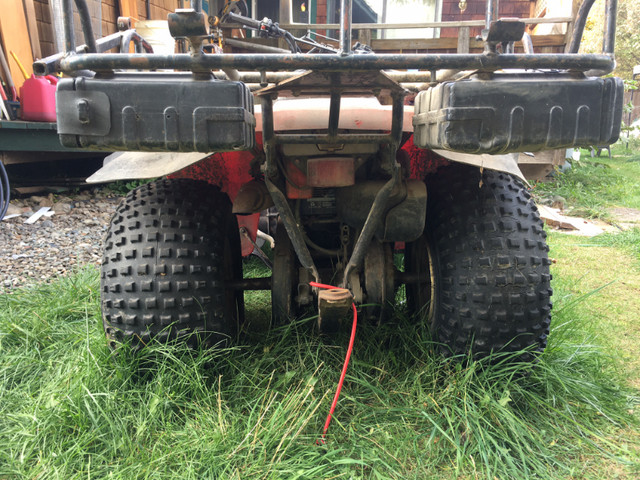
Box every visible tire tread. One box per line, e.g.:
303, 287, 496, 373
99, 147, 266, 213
101, 179, 240, 349
426, 166, 552, 359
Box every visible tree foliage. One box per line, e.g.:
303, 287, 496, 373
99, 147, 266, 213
580, 0, 640, 79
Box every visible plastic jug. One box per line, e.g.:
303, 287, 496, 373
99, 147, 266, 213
20, 74, 58, 122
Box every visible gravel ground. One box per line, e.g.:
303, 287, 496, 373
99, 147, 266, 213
0, 188, 122, 293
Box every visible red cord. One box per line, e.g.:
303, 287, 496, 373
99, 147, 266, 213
309, 281, 358, 444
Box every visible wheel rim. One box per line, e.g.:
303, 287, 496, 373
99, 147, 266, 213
363, 240, 396, 323
223, 231, 243, 335
271, 222, 298, 323
405, 233, 437, 325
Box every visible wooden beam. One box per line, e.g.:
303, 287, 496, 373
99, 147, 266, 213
22, 0, 42, 60
370, 37, 461, 51
369, 34, 566, 53
0, 0, 34, 88
457, 26, 470, 53
278, 17, 574, 31
118, 0, 139, 20
279, 0, 291, 25
528, 34, 567, 48
358, 29, 372, 48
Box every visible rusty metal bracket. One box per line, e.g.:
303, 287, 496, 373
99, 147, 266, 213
482, 19, 526, 54
168, 9, 209, 54
239, 226, 273, 270
341, 158, 400, 288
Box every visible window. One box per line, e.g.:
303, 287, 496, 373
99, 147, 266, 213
371, 0, 443, 39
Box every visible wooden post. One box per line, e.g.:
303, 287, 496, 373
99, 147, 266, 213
457, 26, 469, 53
358, 28, 372, 48
118, 0, 139, 20
0, 0, 34, 87
280, 0, 291, 25
564, 0, 581, 53
380, 0, 387, 40
22, 0, 42, 60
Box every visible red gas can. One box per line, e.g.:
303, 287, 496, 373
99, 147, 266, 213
20, 74, 58, 122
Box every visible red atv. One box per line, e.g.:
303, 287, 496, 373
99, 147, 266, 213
42, 0, 623, 360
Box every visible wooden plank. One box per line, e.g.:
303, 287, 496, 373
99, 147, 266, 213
0, 0, 34, 88
119, 0, 139, 20
357, 28, 372, 47
457, 26, 470, 53
371, 37, 459, 51
371, 36, 486, 51
369, 34, 565, 53
528, 34, 566, 48
517, 151, 556, 165
537, 205, 577, 231
23, 0, 42, 60
279, 17, 574, 31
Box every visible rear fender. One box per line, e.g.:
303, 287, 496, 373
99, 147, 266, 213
401, 135, 526, 182
87, 147, 261, 257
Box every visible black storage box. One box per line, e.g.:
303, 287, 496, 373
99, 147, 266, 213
56, 72, 255, 152
412, 74, 623, 154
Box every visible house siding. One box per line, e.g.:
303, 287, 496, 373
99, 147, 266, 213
35, 1, 554, 58
35, 0, 180, 58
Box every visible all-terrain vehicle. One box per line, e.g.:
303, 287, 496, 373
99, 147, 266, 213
42, 0, 623, 360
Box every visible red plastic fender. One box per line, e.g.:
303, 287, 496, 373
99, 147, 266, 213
169, 135, 262, 257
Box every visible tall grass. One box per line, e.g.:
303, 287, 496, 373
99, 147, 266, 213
0, 266, 638, 479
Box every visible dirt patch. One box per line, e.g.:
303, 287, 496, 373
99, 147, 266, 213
610, 207, 640, 230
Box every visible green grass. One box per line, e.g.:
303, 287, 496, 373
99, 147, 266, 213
591, 227, 640, 265
531, 146, 640, 220
1, 264, 639, 479
2, 145, 640, 478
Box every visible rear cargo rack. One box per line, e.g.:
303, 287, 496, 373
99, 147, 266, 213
40, 0, 617, 77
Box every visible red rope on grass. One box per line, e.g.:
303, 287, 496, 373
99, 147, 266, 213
309, 281, 358, 444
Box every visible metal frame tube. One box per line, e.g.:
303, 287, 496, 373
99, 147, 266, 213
569, 0, 597, 53
340, 0, 352, 54
522, 32, 534, 54
217, 71, 432, 83
261, 93, 320, 282
390, 93, 404, 145
62, 0, 76, 53
603, 0, 618, 54
328, 90, 341, 138
339, 91, 403, 286
273, 133, 394, 145
34, 30, 153, 76
119, 30, 154, 54
486, 0, 499, 28
265, 178, 320, 281
74, 0, 98, 53
341, 161, 400, 287
57, 52, 616, 74
223, 38, 291, 53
